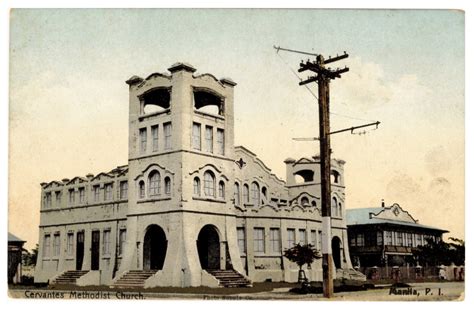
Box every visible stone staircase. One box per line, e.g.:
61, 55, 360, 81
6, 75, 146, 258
112, 270, 157, 288
52, 270, 89, 285
207, 269, 252, 288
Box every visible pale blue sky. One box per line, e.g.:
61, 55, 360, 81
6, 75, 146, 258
9, 9, 464, 248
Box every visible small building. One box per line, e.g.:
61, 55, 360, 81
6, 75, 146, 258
346, 202, 448, 268
8, 233, 26, 284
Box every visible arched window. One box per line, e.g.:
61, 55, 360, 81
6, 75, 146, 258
149, 171, 161, 196
218, 181, 225, 199
338, 202, 342, 217
251, 182, 260, 206
301, 197, 309, 206
262, 187, 267, 203
331, 197, 338, 217
203, 171, 215, 197
311, 201, 317, 207
234, 182, 240, 205
139, 181, 145, 199
193, 177, 201, 196
243, 184, 249, 204
331, 170, 340, 184
164, 177, 171, 195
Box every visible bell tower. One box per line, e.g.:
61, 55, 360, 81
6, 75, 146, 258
119, 63, 243, 287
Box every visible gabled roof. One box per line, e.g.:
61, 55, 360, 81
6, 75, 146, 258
346, 206, 448, 233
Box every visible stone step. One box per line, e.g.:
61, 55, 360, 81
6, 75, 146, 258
111, 270, 157, 288
207, 269, 251, 288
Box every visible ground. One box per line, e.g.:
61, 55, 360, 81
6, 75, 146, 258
8, 281, 464, 301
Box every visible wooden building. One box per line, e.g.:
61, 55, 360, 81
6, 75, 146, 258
347, 202, 447, 267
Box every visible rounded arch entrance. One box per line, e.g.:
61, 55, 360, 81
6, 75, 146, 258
197, 225, 221, 270
143, 225, 168, 271
331, 236, 342, 269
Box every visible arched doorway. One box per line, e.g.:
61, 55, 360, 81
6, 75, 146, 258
197, 225, 221, 270
332, 237, 342, 269
143, 225, 167, 271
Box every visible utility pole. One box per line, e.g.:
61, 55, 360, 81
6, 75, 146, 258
299, 51, 349, 298
274, 45, 380, 298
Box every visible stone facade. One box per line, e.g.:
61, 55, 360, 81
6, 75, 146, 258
34, 63, 354, 287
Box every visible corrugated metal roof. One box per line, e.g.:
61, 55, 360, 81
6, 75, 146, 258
346, 207, 448, 232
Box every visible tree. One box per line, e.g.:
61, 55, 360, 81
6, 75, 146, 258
284, 243, 322, 282
22, 244, 38, 267
411, 238, 465, 266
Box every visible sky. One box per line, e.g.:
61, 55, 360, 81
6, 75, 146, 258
7, 9, 465, 250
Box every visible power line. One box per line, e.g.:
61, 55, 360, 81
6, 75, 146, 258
275, 48, 377, 123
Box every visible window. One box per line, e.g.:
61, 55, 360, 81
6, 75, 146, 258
407, 233, 413, 247
148, 171, 161, 197
237, 227, 246, 254
93, 185, 100, 202
55, 191, 62, 206
299, 229, 307, 245
67, 232, 74, 256
253, 228, 265, 254
218, 181, 225, 199
152, 125, 159, 152
368, 232, 378, 246
377, 231, 383, 245
318, 231, 322, 250
53, 233, 61, 257
164, 122, 172, 150
350, 235, 356, 247
139, 127, 147, 153
287, 229, 296, 249
192, 123, 201, 150
385, 231, 393, 245
310, 230, 317, 247
164, 177, 171, 195
104, 183, 113, 201
193, 177, 201, 196
204, 171, 215, 197
78, 187, 85, 204
251, 182, 260, 206
270, 228, 281, 252
43, 234, 51, 258
338, 203, 342, 216
217, 129, 224, 155
118, 229, 126, 256
243, 184, 249, 204
139, 181, 145, 198
205, 126, 213, 153
301, 197, 309, 206
68, 189, 75, 206
396, 232, 403, 246
331, 197, 338, 217
356, 233, 365, 246
234, 183, 240, 205
102, 230, 111, 255
44, 192, 52, 208
119, 181, 128, 199
416, 234, 422, 246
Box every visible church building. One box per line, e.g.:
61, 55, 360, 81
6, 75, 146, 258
34, 63, 361, 288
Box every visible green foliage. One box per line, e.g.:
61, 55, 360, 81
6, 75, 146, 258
283, 243, 322, 270
22, 244, 38, 267
411, 237, 464, 266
